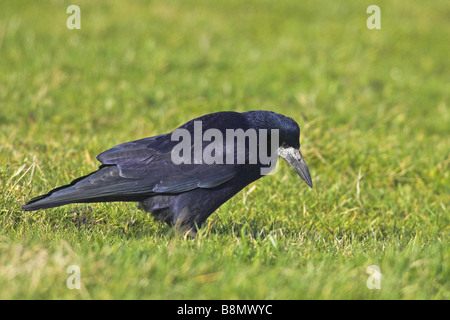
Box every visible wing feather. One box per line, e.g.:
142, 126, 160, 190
88, 133, 238, 196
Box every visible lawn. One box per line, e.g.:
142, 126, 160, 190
0, 0, 448, 299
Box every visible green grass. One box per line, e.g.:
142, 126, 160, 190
0, 0, 448, 299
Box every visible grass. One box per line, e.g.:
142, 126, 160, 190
0, 0, 448, 299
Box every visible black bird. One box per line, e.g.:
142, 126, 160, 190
23, 111, 312, 230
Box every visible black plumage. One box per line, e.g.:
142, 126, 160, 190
23, 111, 312, 230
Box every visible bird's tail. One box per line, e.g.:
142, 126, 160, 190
22, 172, 98, 211
22, 165, 151, 211
22, 193, 69, 211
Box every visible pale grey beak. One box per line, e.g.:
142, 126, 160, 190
278, 147, 313, 188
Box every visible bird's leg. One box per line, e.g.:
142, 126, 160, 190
173, 207, 198, 237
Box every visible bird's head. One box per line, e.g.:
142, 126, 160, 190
246, 111, 313, 188
277, 114, 312, 188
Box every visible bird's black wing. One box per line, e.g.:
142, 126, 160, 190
23, 133, 237, 208
94, 133, 238, 195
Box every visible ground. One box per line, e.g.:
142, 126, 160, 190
0, 0, 448, 299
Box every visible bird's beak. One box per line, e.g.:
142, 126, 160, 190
278, 147, 313, 188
